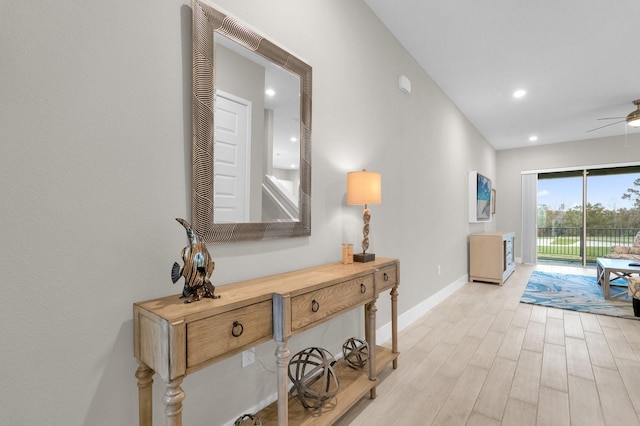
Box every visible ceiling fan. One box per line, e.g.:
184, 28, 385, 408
586, 99, 640, 133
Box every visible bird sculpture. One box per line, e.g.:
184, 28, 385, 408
171, 218, 219, 303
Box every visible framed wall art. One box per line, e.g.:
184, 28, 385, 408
469, 171, 492, 223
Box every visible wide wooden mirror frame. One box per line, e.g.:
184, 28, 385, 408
191, 0, 312, 243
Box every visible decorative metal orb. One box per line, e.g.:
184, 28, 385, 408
234, 413, 262, 426
288, 347, 339, 409
342, 337, 369, 369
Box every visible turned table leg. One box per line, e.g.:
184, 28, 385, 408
275, 339, 291, 426
163, 377, 185, 426
366, 300, 377, 399
272, 293, 291, 426
136, 362, 154, 426
391, 285, 399, 369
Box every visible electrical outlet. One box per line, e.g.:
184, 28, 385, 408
242, 347, 256, 367
437, 265, 441, 275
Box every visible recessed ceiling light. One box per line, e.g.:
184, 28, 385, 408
265, 88, 276, 96
513, 89, 527, 98
290, 137, 298, 142
529, 135, 538, 142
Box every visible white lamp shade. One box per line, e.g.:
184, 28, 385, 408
347, 170, 382, 205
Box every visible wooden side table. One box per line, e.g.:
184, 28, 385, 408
133, 258, 400, 426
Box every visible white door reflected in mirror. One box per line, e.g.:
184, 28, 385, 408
214, 91, 251, 223
214, 34, 301, 223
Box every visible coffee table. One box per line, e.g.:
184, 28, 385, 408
596, 257, 640, 300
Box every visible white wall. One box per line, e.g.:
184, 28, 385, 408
496, 133, 640, 260
0, 0, 495, 424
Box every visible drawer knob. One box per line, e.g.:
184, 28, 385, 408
311, 299, 320, 313
360, 283, 367, 294
383, 272, 389, 281
231, 321, 244, 337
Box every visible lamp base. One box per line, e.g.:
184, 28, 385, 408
354, 252, 375, 263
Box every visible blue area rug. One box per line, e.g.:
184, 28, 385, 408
521, 271, 638, 320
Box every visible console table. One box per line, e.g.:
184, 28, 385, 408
133, 258, 399, 425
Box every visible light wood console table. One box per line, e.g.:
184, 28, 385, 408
133, 258, 399, 426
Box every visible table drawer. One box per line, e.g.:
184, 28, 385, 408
186, 300, 272, 368
291, 275, 374, 331
376, 263, 398, 292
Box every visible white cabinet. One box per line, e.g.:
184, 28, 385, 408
469, 232, 515, 285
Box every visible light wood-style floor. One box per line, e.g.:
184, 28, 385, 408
336, 263, 640, 425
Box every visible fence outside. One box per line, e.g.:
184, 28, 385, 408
537, 227, 640, 263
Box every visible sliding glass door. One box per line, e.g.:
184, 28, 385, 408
537, 166, 640, 265
537, 171, 584, 264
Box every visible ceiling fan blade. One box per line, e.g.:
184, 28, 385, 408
586, 119, 626, 133
597, 117, 624, 120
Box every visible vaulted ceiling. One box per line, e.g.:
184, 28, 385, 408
365, 0, 640, 150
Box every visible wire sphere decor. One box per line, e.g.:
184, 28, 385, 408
233, 413, 262, 426
288, 347, 339, 409
342, 337, 369, 369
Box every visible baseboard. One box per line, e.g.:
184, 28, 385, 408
375, 273, 469, 344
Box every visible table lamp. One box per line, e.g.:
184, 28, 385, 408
347, 170, 382, 262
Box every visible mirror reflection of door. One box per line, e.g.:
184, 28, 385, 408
214, 33, 301, 223
214, 91, 251, 223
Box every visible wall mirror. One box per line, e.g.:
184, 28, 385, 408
191, 0, 312, 243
